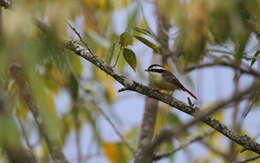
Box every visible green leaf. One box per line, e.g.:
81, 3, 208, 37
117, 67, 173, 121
134, 35, 159, 53
122, 48, 137, 71
250, 50, 260, 67
69, 53, 83, 76
134, 27, 154, 37
61, 114, 74, 145
0, 116, 20, 147
69, 74, 79, 101
167, 112, 182, 126
235, 32, 250, 62
120, 32, 133, 47
166, 141, 175, 162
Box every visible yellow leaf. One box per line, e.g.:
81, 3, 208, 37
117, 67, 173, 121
83, 0, 99, 8
47, 93, 56, 113
154, 104, 170, 136
44, 79, 60, 94
44, 63, 68, 93
50, 66, 68, 87
99, 0, 108, 9
84, 0, 111, 10
103, 142, 122, 163
85, 22, 95, 31
17, 99, 29, 119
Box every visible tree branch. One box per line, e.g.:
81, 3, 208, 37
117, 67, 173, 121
153, 130, 215, 161
150, 80, 257, 149
185, 62, 260, 78
65, 40, 260, 155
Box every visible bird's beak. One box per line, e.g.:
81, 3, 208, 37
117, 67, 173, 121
144, 69, 149, 72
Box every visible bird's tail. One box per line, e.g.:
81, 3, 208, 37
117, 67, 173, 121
183, 88, 197, 100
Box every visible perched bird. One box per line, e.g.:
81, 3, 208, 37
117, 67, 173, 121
145, 64, 197, 100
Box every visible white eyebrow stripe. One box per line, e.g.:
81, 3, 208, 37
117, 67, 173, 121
150, 68, 164, 70
149, 65, 163, 69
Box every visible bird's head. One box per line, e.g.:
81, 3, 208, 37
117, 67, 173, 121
145, 64, 166, 73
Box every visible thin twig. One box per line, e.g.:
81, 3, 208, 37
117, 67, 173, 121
241, 83, 259, 118
72, 152, 102, 162
185, 62, 260, 78
208, 48, 260, 61
200, 141, 229, 159
17, 117, 38, 163
96, 106, 135, 154
118, 87, 130, 92
207, 48, 234, 55
67, 22, 87, 47
112, 46, 122, 68
227, 72, 242, 162
67, 21, 94, 56
72, 104, 82, 163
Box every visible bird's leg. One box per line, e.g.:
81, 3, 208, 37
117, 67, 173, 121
150, 88, 168, 94
187, 97, 195, 107
160, 90, 172, 95
150, 88, 173, 96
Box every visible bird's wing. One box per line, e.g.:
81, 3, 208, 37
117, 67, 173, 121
162, 71, 197, 99
162, 71, 185, 90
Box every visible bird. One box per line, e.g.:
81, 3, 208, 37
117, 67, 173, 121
145, 64, 197, 100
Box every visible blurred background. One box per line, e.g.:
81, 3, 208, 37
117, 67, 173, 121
0, 0, 260, 162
